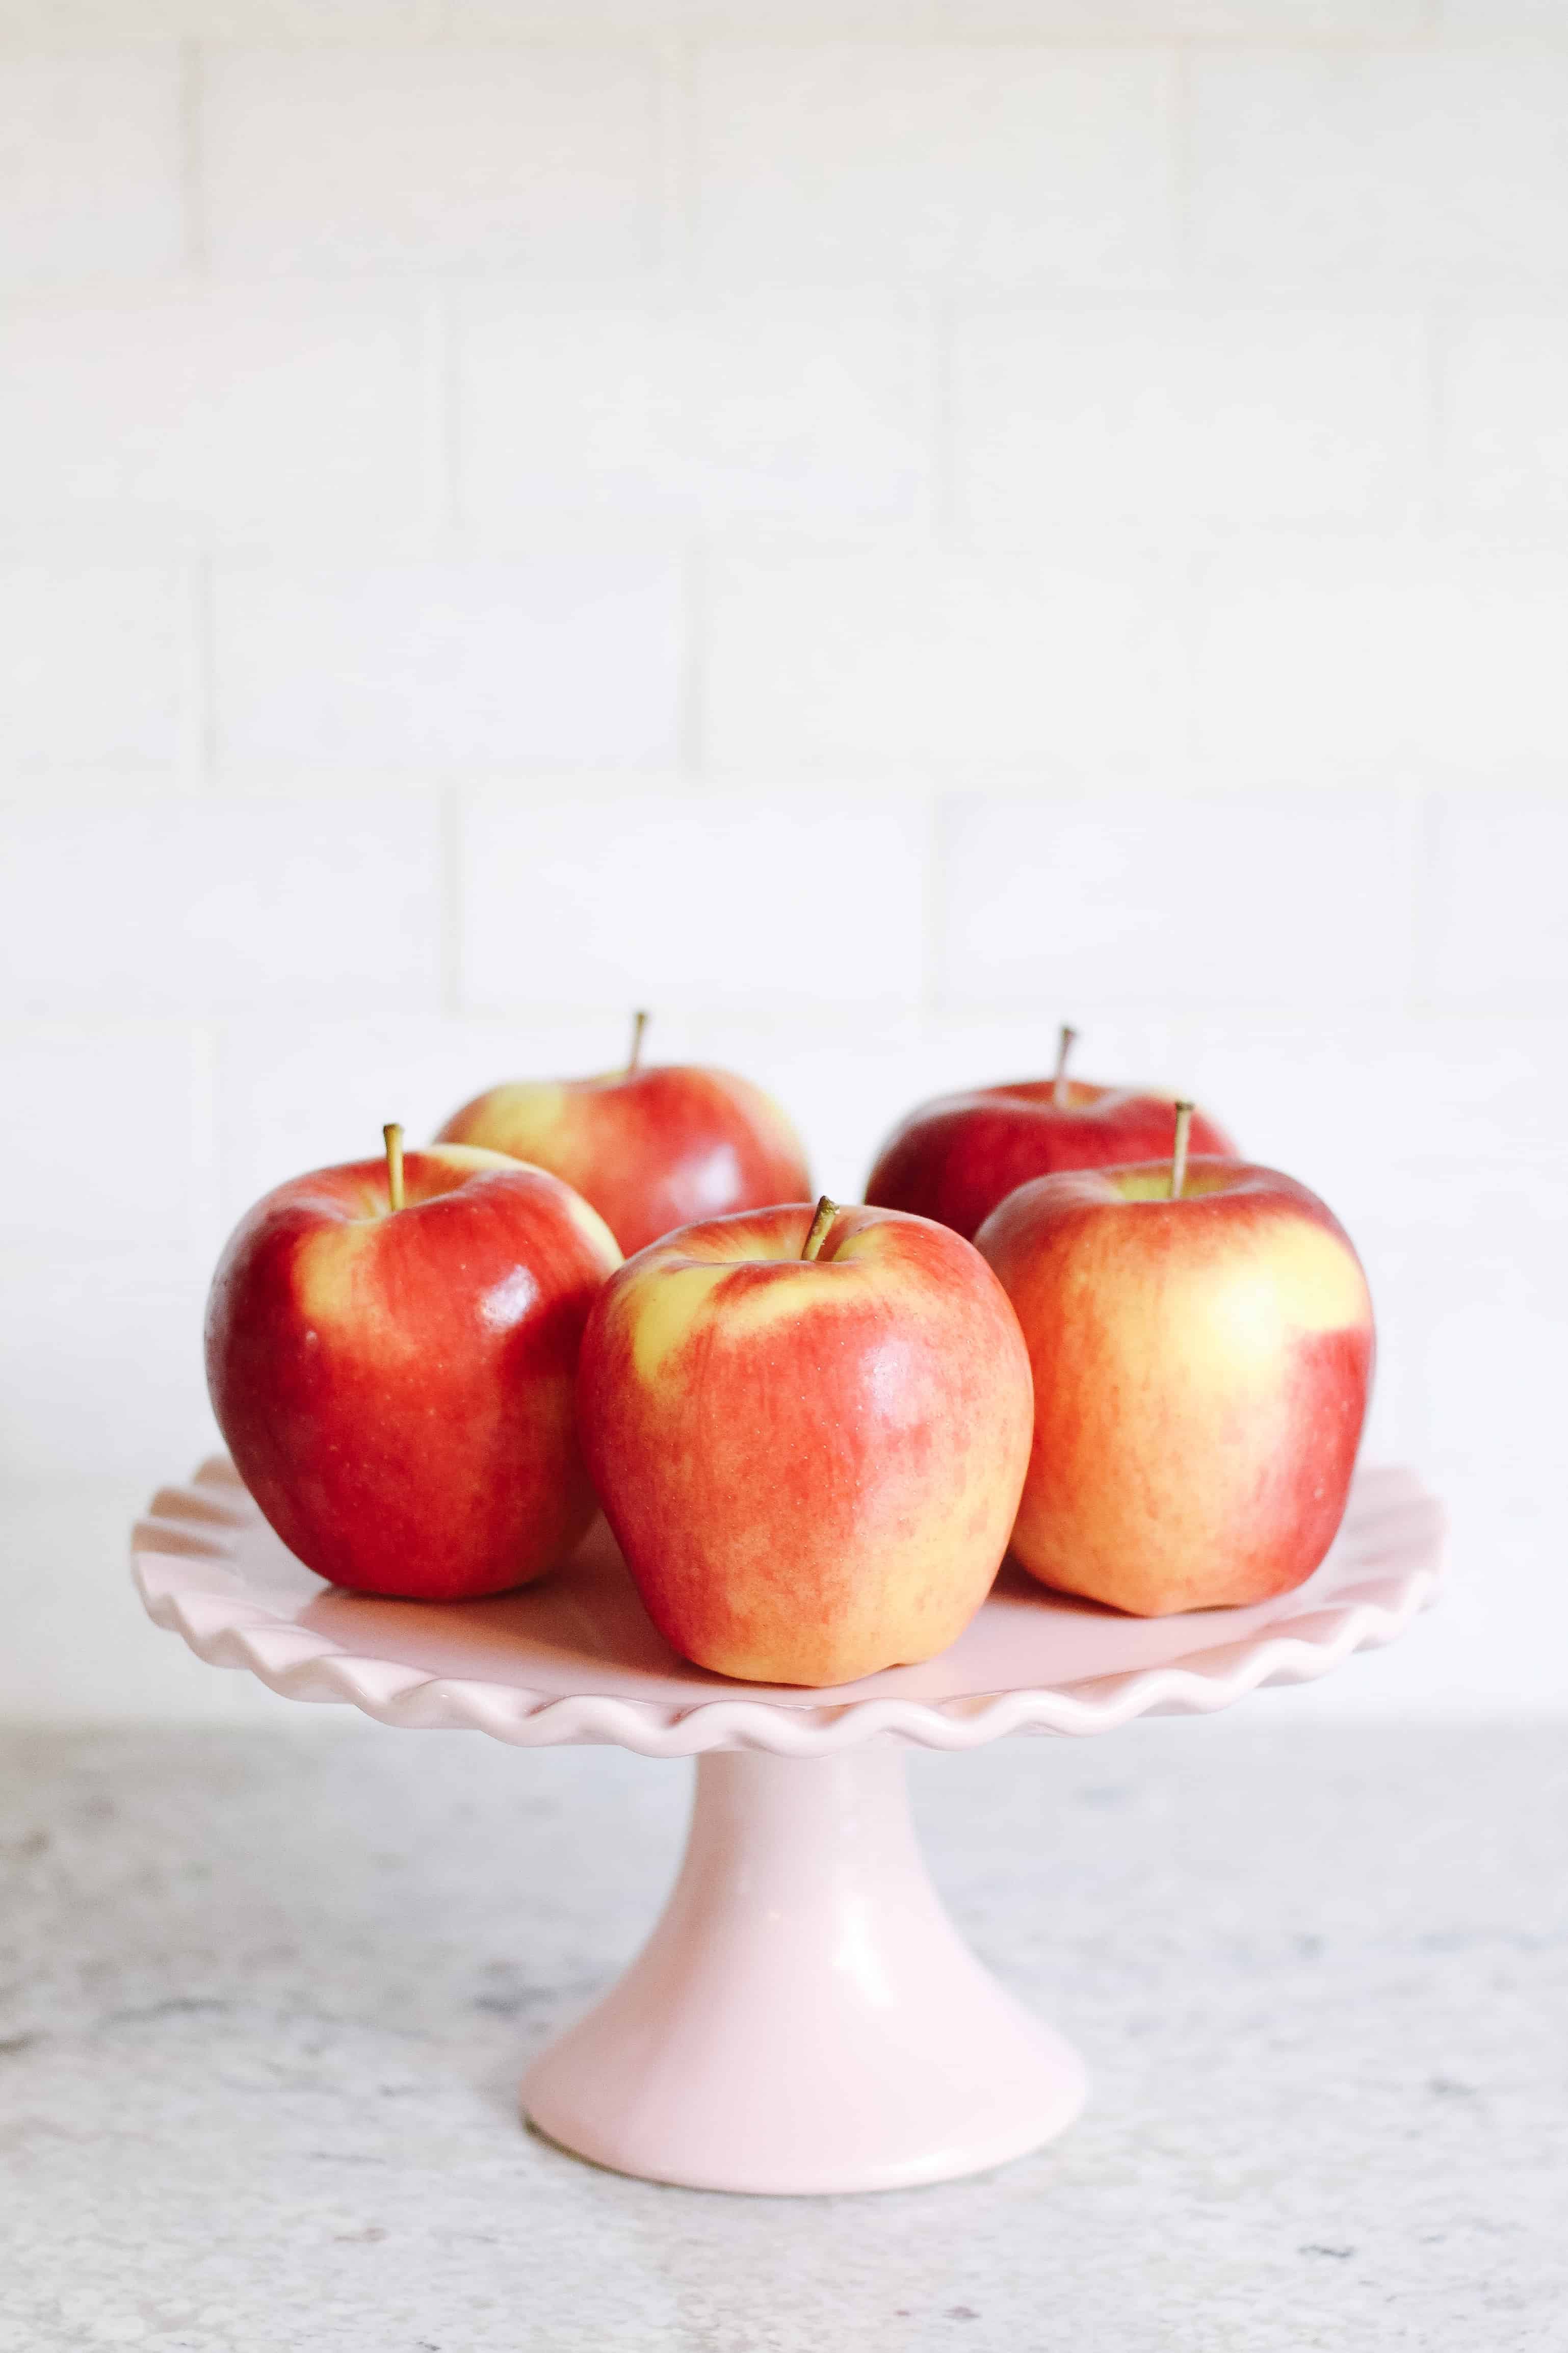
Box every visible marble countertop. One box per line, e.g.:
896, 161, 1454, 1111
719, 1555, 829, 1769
2, 1713, 1564, 2352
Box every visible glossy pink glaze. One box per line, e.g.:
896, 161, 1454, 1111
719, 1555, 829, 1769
521, 1745, 1086, 2191
439, 1064, 812, 1256
576, 1202, 1034, 1685
865, 1079, 1237, 1241
205, 1150, 619, 1599
975, 1158, 1374, 1615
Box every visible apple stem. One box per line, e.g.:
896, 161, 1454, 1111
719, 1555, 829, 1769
1170, 1101, 1194, 1201
801, 1196, 839, 1262
383, 1122, 405, 1213
1052, 1023, 1077, 1110
627, 1007, 649, 1075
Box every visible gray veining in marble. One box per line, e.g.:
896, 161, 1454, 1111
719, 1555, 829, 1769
2, 1715, 1565, 2352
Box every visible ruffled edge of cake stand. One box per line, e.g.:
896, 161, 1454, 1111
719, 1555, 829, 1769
132, 1459, 1444, 1756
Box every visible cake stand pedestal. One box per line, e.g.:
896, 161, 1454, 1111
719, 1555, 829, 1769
133, 1462, 1442, 2196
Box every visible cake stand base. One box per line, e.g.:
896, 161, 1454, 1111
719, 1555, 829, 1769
520, 1744, 1086, 2195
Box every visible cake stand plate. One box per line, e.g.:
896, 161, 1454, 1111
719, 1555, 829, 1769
133, 1461, 1443, 2196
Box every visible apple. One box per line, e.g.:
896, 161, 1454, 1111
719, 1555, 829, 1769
576, 1196, 1034, 1686
865, 1027, 1237, 1242
973, 1113, 1374, 1616
205, 1128, 621, 1600
436, 1011, 813, 1259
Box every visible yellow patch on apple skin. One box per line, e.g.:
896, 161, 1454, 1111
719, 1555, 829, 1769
419, 1143, 521, 1183
828, 1219, 905, 1268
1107, 1164, 1236, 1204
293, 1221, 384, 1336
1080, 1220, 1369, 1399
624, 1263, 736, 1386
445, 1082, 573, 1158
558, 1185, 621, 1273
1246, 1214, 1371, 1336
624, 1251, 886, 1388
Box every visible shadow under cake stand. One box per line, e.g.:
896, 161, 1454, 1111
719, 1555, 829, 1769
133, 1460, 1443, 2197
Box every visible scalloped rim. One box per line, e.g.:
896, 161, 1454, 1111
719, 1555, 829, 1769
132, 1461, 1445, 1756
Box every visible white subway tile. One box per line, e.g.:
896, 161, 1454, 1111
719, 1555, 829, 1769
0, 1250, 215, 1481
1380, 1159, 1568, 1489
454, 0, 939, 25
1439, 314, 1568, 523
1438, 1, 1568, 32
213, 1012, 617, 1227
0, 1, 439, 32
1189, 50, 1568, 291
934, 791, 1419, 1013
455, 293, 934, 539
0, 1024, 211, 1254
0, 565, 200, 771
1177, 1017, 1568, 1187
690, 46, 1176, 291
0, 292, 441, 545
1429, 794, 1568, 1014
1178, 0, 1425, 28
202, 47, 659, 276
0, 1476, 286, 1726
212, 558, 683, 770
703, 549, 1185, 769
1193, 536, 1568, 773
952, 308, 1427, 540
459, 787, 928, 1013
0, 790, 442, 1017
0, 53, 185, 281
945, 0, 1424, 24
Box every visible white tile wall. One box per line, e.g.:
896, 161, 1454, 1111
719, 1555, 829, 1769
0, 1024, 211, 1253
0, 291, 442, 540
0, 53, 187, 279
0, 791, 443, 1014
201, 47, 661, 275
460, 786, 930, 1013
689, 47, 1178, 290
934, 791, 1421, 1014
1438, 313, 1568, 523
1187, 50, 1568, 292
454, 292, 934, 537
950, 309, 1428, 535
1, 565, 201, 770
1428, 793, 1568, 1012
704, 550, 1185, 768
212, 557, 685, 767
0, 3, 1563, 1723
1192, 535, 1568, 771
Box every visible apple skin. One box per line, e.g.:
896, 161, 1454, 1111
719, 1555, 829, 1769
865, 1081, 1237, 1243
576, 1202, 1034, 1687
205, 1145, 621, 1600
437, 1065, 812, 1258
973, 1158, 1374, 1617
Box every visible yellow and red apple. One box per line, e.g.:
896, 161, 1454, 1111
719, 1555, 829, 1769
576, 1200, 1034, 1686
973, 1154, 1374, 1616
205, 1138, 620, 1600
437, 1018, 812, 1259
866, 1042, 1236, 1243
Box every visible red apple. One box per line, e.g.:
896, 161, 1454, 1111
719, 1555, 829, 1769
205, 1135, 621, 1600
973, 1148, 1374, 1616
576, 1198, 1034, 1686
437, 1016, 812, 1258
865, 1032, 1236, 1241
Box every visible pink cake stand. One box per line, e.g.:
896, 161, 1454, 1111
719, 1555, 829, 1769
132, 1459, 1442, 2197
